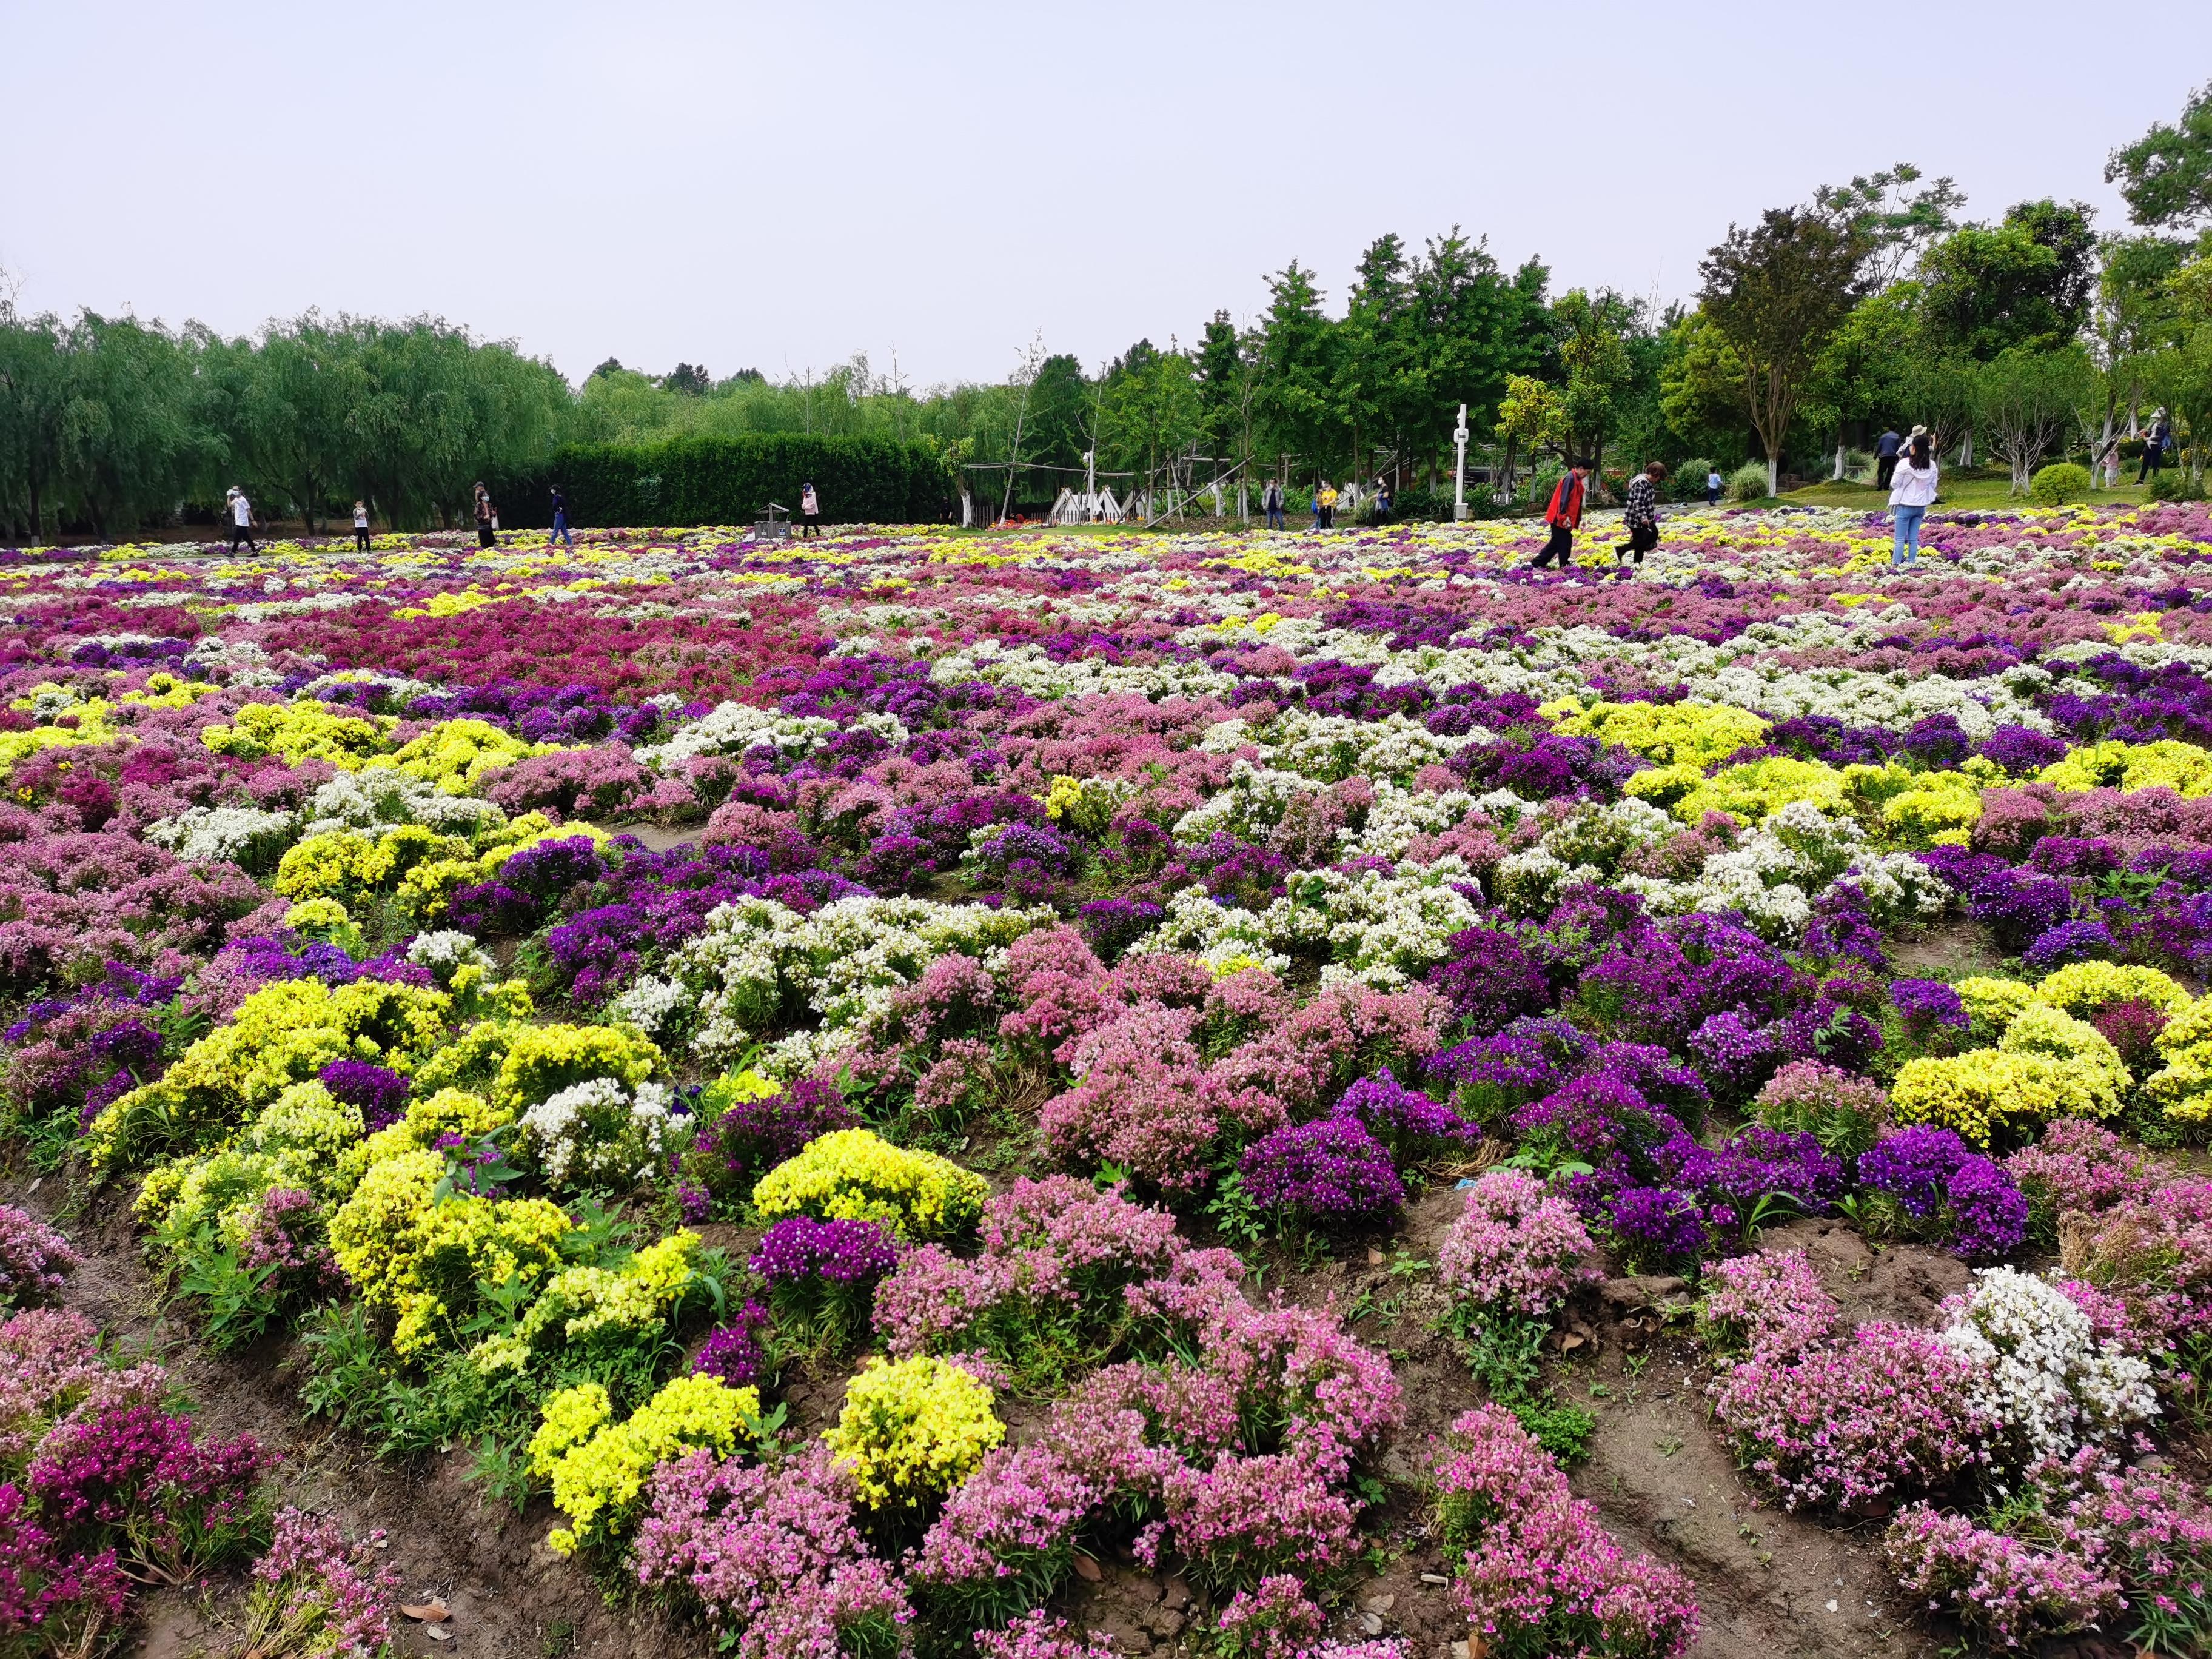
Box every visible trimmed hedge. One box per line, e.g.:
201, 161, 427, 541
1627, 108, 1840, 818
489, 434, 954, 528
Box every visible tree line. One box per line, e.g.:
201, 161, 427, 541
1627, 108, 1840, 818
12, 84, 2212, 539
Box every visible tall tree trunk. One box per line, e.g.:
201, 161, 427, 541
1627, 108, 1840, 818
1832, 438, 1846, 481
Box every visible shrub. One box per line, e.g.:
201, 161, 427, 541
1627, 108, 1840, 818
1856, 1126, 2029, 1259
751, 1129, 988, 1240
1236, 1118, 1404, 1228
528, 1373, 761, 1555
2005, 1119, 2164, 1244
822, 1356, 1004, 1513
1752, 1060, 1888, 1158
1436, 1170, 1597, 1319
234, 1507, 404, 1659
1728, 460, 1771, 502
751, 1217, 897, 1350
633, 1443, 909, 1659
2030, 462, 2093, 506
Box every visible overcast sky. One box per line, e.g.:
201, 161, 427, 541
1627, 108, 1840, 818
1, 1, 2196, 389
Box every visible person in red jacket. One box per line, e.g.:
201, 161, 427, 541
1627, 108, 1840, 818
1530, 460, 1591, 569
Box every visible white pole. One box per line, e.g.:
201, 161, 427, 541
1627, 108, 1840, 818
1452, 403, 1469, 522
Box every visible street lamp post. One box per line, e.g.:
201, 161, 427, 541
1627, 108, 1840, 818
1452, 403, 1469, 523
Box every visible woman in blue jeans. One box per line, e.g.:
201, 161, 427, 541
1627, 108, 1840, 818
1888, 431, 1938, 566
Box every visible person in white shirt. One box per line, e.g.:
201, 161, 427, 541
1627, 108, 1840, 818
227, 488, 256, 554
1888, 429, 1939, 568
352, 500, 370, 552
799, 481, 821, 538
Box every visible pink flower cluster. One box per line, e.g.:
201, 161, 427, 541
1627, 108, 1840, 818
2006, 1119, 2167, 1242
2063, 1175, 2212, 1346
871, 1176, 1244, 1372
1694, 1249, 1836, 1362
1709, 1317, 1994, 1512
0, 1205, 76, 1307
634, 1442, 910, 1659
1435, 1170, 1598, 1319
248, 1506, 403, 1656
1435, 1406, 1699, 1659
913, 1297, 1399, 1626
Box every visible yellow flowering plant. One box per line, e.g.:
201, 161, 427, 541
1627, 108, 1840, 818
530, 1373, 760, 1555
822, 1355, 1003, 1512
751, 1128, 988, 1239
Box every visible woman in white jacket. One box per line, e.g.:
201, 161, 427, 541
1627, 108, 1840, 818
1888, 430, 1939, 568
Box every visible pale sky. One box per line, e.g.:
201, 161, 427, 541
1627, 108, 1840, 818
1, 1, 2196, 389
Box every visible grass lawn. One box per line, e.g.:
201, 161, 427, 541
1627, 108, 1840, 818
1768, 471, 2157, 512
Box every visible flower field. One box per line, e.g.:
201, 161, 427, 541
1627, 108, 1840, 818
16, 501, 2212, 1655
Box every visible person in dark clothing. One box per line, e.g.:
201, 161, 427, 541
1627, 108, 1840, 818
2142, 412, 2175, 483
473, 483, 496, 549
1615, 461, 1666, 572
1262, 480, 1285, 529
1530, 461, 1591, 569
548, 487, 573, 549
352, 500, 371, 552
1373, 480, 1392, 522
1874, 429, 1902, 491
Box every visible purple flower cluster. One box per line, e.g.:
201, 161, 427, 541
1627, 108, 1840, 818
691, 1300, 772, 1387
0, 1205, 77, 1307
751, 1217, 899, 1288
1857, 1126, 2029, 1261
1330, 1068, 1478, 1156
317, 1059, 409, 1131
1236, 1117, 1405, 1227
683, 1076, 857, 1207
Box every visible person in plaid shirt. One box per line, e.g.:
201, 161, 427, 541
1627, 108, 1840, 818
1615, 461, 1667, 573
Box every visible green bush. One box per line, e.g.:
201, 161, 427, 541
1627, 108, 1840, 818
1728, 461, 1772, 502
2029, 462, 2093, 506
2147, 468, 2207, 503
1668, 458, 1717, 503
489, 434, 953, 528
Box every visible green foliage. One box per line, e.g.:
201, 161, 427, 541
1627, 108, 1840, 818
2031, 461, 2093, 504
1728, 460, 1773, 500
495, 432, 953, 528
1698, 206, 1870, 494
1440, 1307, 1597, 1465
2106, 82, 2212, 228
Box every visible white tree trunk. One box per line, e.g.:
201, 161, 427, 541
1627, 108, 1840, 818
1832, 441, 1847, 481
1766, 455, 1779, 498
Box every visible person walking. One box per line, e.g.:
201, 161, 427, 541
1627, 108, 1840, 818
1705, 466, 1723, 507
2141, 411, 2175, 483
548, 486, 574, 549
1373, 478, 1392, 522
227, 487, 256, 555
1262, 478, 1285, 530
1888, 431, 1939, 568
1615, 461, 1666, 573
800, 480, 821, 538
473, 483, 497, 549
1318, 480, 1338, 529
352, 499, 370, 552
1531, 460, 1590, 570
1874, 427, 1902, 491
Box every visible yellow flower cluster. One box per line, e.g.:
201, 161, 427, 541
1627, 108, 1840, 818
272, 813, 598, 919
490, 1021, 663, 1112
2032, 961, 2192, 1018
822, 1355, 1003, 1510
135, 1078, 364, 1244
85, 979, 452, 1172
202, 700, 394, 768
2036, 739, 2212, 798
530, 1374, 760, 1555
2146, 999, 2212, 1125
1542, 699, 1769, 769
471, 1232, 701, 1374
1890, 1050, 2119, 1146
0, 689, 125, 777
328, 1148, 572, 1355
751, 1128, 989, 1239
201, 700, 566, 792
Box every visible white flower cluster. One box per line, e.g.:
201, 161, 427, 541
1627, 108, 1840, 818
1340, 781, 1481, 863
1939, 1267, 2157, 1472
1130, 863, 1480, 990
657, 894, 1053, 1063
1253, 708, 1483, 785
404, 929, 496, 987
519, 1077, 682, 1189
297, 770, 503, 839
147, 805, 296, 867
635, 700, 910, 771
1171, 759, 1324, 845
